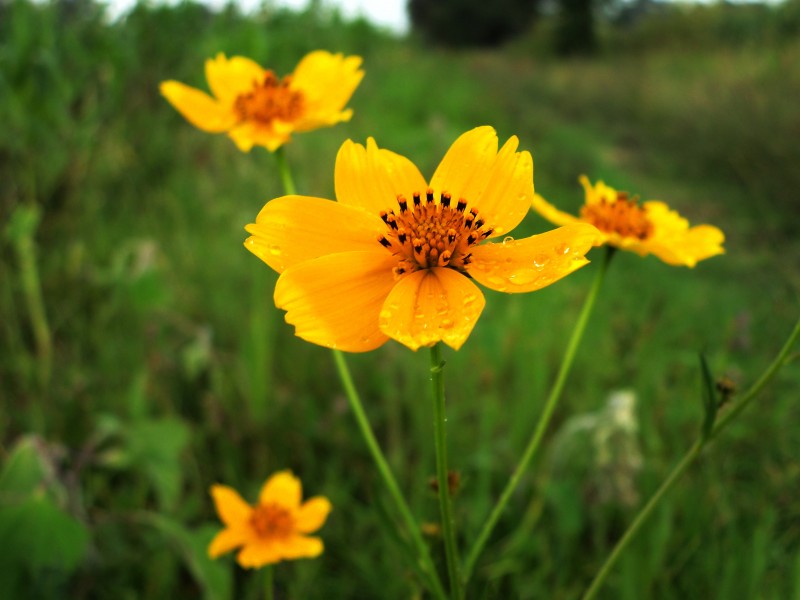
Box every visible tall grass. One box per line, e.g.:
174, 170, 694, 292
0, 1, 798, 598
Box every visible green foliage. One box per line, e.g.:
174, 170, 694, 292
0, 0, 798, 598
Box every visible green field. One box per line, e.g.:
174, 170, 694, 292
1, 1, 799, 598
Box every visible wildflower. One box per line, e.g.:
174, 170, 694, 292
208, 471, 331, 568
160, 51, 363, 152
532, 176, 725, 267
245, 126, 600, 352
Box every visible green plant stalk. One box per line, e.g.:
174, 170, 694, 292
333, 350, 448, 600
581, 314, 800, 600
276, 148, 446, 598
463, 246, 615, 582
263, 564, 273, 600
10, 207, 52, 390
430, 344, 463, 600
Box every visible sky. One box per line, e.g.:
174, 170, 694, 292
105, 0, 409, 32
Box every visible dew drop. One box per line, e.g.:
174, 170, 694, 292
440, 318, 454, 330
269, 245, 282, 256
379, 309, 392, 321
463, 294, 477, 306
555, 243, 570, 255
533, 253, 550, 269
503, 236, 514, 245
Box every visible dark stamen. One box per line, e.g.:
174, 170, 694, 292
397, 195, 408, 213
456, 198, 467, 212
440, 192, 451, 207
426, 189, 434, 203
412, 192, 421, 206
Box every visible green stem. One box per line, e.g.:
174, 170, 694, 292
463, 246, 615, 582
581, 314, 800, 600
274, 147, 297, 195
430, 344, 463, 600
263, 564, 273, 600
332, 350, 448, 600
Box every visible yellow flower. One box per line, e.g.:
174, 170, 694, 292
160, 51, 364, 152
208, 471, 331, 568
532, 176, 725, 267
244, 126, 600, 352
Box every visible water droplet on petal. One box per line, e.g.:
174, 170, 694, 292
440, 318, 454, 330
269, 245, 282, 256
555, 243, 570, 255
463, 294, 477, 306
533, 253, 550, 269
503, 236, 514, 245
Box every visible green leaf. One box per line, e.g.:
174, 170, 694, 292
124, 418, 190, 510
140, 513, 232, 600
0, 495, 89, 573
0, 436, 49, 499
699, 353, 718, 440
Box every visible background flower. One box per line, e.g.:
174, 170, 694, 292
532, 175, 725, 267
208, 471, 331, 568
160, 51, 364, 152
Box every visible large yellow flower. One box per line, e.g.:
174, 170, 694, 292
532, 176, 725, 267
160, 51, 364, 152
208, 471, 331, 569
244, 126, 600, 352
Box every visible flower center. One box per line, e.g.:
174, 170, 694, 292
233, 72, 304, 125
249, 503, 294, 539
377, 189, 493, 277
580, 192, 653, 240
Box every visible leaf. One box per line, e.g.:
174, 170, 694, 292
0, 495, 89, 573
0, 436, 49, 499
140, 513, 232, 600
699, 352, 718, 441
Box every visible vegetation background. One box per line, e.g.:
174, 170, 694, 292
1, 0, 799, 597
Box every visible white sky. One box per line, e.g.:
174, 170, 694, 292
105, 0, 409, 32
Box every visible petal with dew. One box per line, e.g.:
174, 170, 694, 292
468, 224, 600, 293
205, 53, 265, 106
237, 541, 282, 569
160, 81, 238, 132
210, 485, 253, 527
335, 138, 428, 215
531, 193, 583, 228
292, 51, 363, 129
295, 497, 332, 534
279, 535, 324, 560
208, 527, 251, 558
259, 471, 302, 510
379, 268, 485, 351
274, 250, 398, 352
440, 134, 533, 238
429, 127, 535, 236
245, 196, 385, 273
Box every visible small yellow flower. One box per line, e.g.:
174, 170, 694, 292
244, 126, 601, 352
208, 471, 331, 568
160, 51, 364, 152
532, 176, 725, 267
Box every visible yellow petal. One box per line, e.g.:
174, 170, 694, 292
259, 471, 302, 510
274, 251, 397, 352
580, 175, 618, 205
429, 127, 534, 237
205, 53, 265, 106
530, 193, 582, 228
228, 121, 289, 153
245, 196, 385, 274
379, 268, 485, 351
295, 497, 332, 533
335, 138, 428, 215
468, 224, 600, 293
237, 540, 282, 568
640, 201, 725, 267
291, 51, 364, 131
160, 81, 238, 132
208, 527, 250, 558
279, 535, 324, 560
210, 484, 253, 526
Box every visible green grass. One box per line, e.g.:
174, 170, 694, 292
1, 1, 798, 598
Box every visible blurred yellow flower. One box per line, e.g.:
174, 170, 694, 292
244, 126, 600, 352
532, 176, 725, 267
160, 51, 363, 152
208, 471, 331, 568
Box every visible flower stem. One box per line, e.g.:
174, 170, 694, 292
581, 314, 800, 600
463, 246, 615, 582
430, 344, 463, 600
263, 564, 273, 600
332, 350, 448, 600
274, 147, 297, 195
